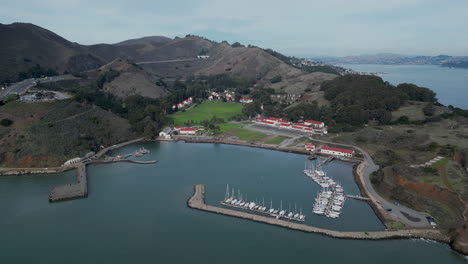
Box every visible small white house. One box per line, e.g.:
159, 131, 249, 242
159, 127, 173, 139
197, 55, 210, 59
179, 127, 198, 135
305, 143, 316, 151
304, 120, 325, 128
240, 98, 253, 103
63, 157, 81, 166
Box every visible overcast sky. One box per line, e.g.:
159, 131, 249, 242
1, 0, 467, 56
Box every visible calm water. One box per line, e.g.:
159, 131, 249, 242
0, 142, 465, 263
338, 64, 468, 109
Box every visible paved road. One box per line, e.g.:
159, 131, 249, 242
242, 123, 432, 228
0, 74, 76, 100
308, 137, 432, 228
136, 58, 198, 65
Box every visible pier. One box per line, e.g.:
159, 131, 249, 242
318, 156, 334, 167
49, 163, 88, 202
188, 184, 449, 242
346, 194, 371, 201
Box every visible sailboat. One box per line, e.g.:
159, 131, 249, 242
279, 200, 285, 216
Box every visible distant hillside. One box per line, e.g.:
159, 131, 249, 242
0, 23, 103, 82
315, 53, 468, 68
0, 22, 338, 95
115, 36, 171, 46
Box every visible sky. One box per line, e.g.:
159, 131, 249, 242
1, 0, 468, 57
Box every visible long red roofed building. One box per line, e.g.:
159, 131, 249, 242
320, 146, 354, 158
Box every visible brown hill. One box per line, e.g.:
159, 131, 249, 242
1, 23, 337, 96
115, 36, 171, 46
96, 59, 168, 99
0, 23, 102, 81
193, 43, 337, 93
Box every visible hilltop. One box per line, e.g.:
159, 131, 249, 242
0, 23, 337, 96
88, 59, 168, 99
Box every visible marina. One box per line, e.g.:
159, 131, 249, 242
304, 159, 346, 218
220, 184, 306, 222
190, 184, 447, 241
1, 141, 461, 263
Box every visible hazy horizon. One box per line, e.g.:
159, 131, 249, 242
1, 0, 467, 57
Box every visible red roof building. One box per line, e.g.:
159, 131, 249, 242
304, 120, 325, 128
305, 143, 316, 151
320, 146, 354, 157
260, 120, 275, 125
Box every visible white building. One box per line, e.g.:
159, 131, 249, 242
304, 120, 325, 128
240, 98, 253, 103
159, 127, 173, 139
63, 157, 81, 166
320, 146, 354, 158
197, 55, 210, 59
305, 143, 316, 151
179, 127, 198, 135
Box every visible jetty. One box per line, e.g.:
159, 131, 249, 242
49, 163, 88, 202
188, 184, 449, 242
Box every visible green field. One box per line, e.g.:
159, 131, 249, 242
218, 123, 267, 141
265, 136, 289, 145
171, 101, 243, 126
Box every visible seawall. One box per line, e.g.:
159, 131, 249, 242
188, 184, 449, 242
49, 163, 87, 202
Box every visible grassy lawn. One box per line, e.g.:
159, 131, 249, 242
388, 220, 406, 230
171, 101, 243, 126
432, 158, 448, 169
265, 136, 289, 145
218, 123, 267, 141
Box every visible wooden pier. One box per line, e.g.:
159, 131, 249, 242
188, 184, 449, 242
49, 163, 88, 202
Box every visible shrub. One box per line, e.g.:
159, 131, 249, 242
0, 119, 13, 127
271, 75, 282, 83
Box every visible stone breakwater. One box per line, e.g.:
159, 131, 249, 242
188, 184, 449, 242
0, 166, 75, 176
49, 163, 87, 202
174, 137, 312, 156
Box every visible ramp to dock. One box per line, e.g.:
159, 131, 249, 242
49, 163, 87, 202
318, 156, 334, 167
188, 184, 447, 242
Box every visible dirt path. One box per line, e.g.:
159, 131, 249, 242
39, 109, 94, 126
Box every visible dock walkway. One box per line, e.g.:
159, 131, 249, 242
188, 184, 449, 242
49, 163, 87, 202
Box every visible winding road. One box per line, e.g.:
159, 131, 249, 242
309, 137, 431, 228
242, 123, 432, 228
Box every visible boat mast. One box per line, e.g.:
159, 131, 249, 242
225, 184, 230, 200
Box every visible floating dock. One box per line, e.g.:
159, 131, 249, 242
188, 184, 448, 242
346, 195, 371, 201
49, 163, 88, 202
